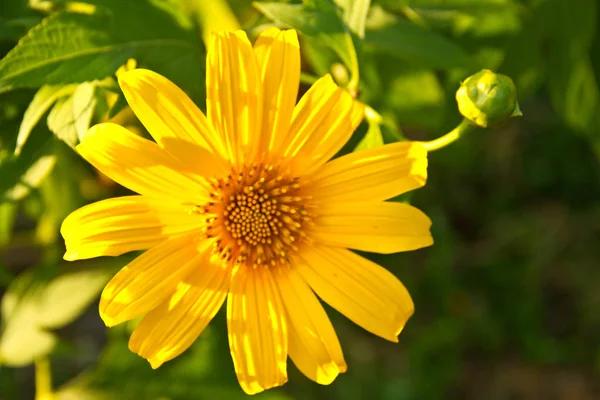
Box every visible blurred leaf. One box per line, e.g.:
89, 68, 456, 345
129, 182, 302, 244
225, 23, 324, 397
364, 6, 473, 68
335, 0, 371, 37
0, 121, 56, 203
36, 269, 110, 329
386, 0, 522, 38
15, 84, 77, 155
0, 1, 204, 96
0, 267, 110, 366
499, 4, 549, 97
384, 68, 445, 131
0, 202, 17, 248
4, 155, 55, 201
0, 268, 42, 322
546, 0, 599, 137
300, 37, 339, 77
47, 82, 97, 149
0, 314, 57, 367
36, 143, 86, 244
549, 57, 600, 135
0, 270, 56, 366
255, 0, 356, 71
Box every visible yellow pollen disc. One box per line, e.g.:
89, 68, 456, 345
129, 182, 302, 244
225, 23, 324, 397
201, 163, 312, 268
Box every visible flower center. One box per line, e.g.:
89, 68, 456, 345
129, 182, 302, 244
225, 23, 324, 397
202, 163, 312, 268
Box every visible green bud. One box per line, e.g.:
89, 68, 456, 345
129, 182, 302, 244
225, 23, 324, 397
331, 63, 349, 87
456, 69, 522, 128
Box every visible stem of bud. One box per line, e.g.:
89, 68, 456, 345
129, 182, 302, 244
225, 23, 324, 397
418, 119, 476, 152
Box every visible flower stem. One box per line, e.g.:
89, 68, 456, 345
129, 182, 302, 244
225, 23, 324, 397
419, 119, 476, 152
345, 34, 360, 98
35, 358, 53, 400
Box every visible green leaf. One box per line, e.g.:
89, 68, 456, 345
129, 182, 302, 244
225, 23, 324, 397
549, 58, 600, 135
0, 267, 111, 366
0, 269, 42, 322
0, 133, 56, 203
0, 202, 17, 248
364, 7, 473, 69
0, 270, 56, 366
36, 269, 111, 329
545, 0, 599, 136
335, 0, 371, 38
383, 69, 445, 131
1, 95, 58, 204
355, 120, 383, 151
255, 0, 356, 71
380, 0, 521, 38
0, 140, 56, 204
0, 316, 57, 367
36, 143, 86, 244
47, 82, 97, 149
0, 1, 204, 96
15, 84, 77, 155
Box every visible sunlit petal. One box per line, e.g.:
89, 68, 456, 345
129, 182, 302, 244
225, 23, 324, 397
206, 31, 262, 164
254, 27, 300, 157
311, 201, 433, 254
297, 245, 414, 342
307, 141, 428, 202
99, 236, 208, 327
77, 123, 211, 203
282, 75, 364, 173
227, 266, 288, 394
129, 255, 230, 368
274, 266, 346, 384
61, 196, 204, 261
118, 68, 228, 177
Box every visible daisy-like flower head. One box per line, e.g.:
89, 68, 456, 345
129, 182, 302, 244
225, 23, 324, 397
61, 28, 432, 394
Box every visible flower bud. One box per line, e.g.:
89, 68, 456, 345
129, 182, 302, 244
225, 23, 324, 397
456, 69, 521, 128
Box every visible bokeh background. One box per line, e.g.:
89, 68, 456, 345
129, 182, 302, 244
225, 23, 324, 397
1, 0, 599, 399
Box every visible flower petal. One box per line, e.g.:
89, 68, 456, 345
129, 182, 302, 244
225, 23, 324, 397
99, 236, 208, 327
296, 245, 414, 342
307, 141, 428, 202
227, 266, 288, 394
77, 123, 211, 204
118, 69, 228, 177
311, 202, 433, 254
253, 28, 300, 157
273, 266, 346, 385
129, 254, 230, 368
61, 196, 204, 261
283, 74, 364, 174
206, 31, 262, 164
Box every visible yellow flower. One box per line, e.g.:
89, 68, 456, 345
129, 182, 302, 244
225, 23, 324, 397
61, 28, 432, 394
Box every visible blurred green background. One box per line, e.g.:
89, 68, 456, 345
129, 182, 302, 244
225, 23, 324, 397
1, 0, 599, 399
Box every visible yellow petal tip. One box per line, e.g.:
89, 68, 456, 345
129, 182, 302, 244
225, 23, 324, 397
149, 358, 164, 369
99, 309, 118, 328
63, 251, 77, 261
